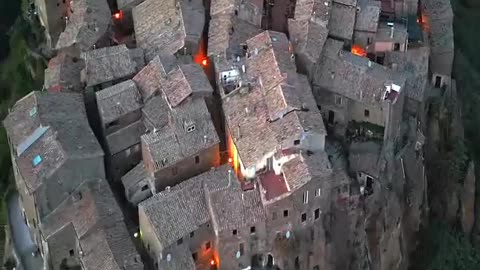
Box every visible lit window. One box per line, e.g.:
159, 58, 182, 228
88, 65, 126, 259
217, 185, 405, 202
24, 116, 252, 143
364, 109, 370, 117
315, 188, 321, 197
32, 155, 42, 167
303, 191, 309, 204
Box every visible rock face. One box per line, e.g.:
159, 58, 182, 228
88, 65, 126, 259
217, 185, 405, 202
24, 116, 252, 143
461, 161, 476, 235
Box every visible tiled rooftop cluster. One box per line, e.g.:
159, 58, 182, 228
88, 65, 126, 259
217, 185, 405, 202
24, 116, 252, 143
41, 178, 144, 270
56, 0, 112, 51
3, 92, 103, 193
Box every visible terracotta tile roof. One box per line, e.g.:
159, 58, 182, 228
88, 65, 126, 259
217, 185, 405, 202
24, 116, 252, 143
44, 53, 85, 93
222, 31, 326, 169
208, 14, 262, 57
81, 45, 137, 87
328, 2, 356, 40
354, 0, 381, 32
56, 0, 111, 51
315, 40, 406, 104
142, 95, 170, 131
133, 0, 205, 58
3, 92, 103, 193
42, 178, 143, 270
294, 0, 331, 24
288, 18, 328, 64
206, 166, 265, 233
96, 80, 143, 125
133, 54, 176, 101
141, 98, 219, 173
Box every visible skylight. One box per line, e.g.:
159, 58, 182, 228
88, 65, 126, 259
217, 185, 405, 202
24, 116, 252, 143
32, 155, 43, 167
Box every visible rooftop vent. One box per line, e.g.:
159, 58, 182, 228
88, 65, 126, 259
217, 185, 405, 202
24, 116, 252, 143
184, 119, 195, 133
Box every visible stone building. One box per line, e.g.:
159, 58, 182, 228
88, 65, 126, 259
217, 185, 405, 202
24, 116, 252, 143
138, 165, 266, 270
44, 52, 85, 93
288, 0, 329, 76
96, 80, 145, 181
222, 31, 327, 180
121, 161, 153, 205
421, 0, 454, 89
141, 96, 220, 193
41, 178, 144, 270
385, 46, 430, 115
348, 141, 382, 195
3, 91, 105, 257
55, 0, 112, 53
132, 0, 205, 60
312, 39, 406, 142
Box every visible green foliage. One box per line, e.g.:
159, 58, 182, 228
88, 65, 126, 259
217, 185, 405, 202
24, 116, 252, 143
412, 222, 480, 270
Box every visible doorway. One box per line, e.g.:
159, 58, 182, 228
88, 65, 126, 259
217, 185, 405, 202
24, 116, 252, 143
328, 110, 335, 125
434, 76, 442, 88
267, 254, 274, 267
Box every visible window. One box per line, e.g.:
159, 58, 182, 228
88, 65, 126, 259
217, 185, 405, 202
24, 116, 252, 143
177, 238, 183, 245
190, 232, 194, 238
69, 249, 74, 256
364, 109, 370, 117
141, 185, 148, 191
239, 243, 244, 256
195, 156, 200, 164
315, 188, 321, 197
32, 155, 42, 167
303, 191, 309, 204
335, 95, 342, 105
301, 213, 307, 222
205, 241, 211, 250
233, 229, 238, 235
192, 252, 198, 261
172, 167, 178, 175
294, 139, 300, 145
250, 226, 256, 234
125, 148, 131, 157
314, 208, 320, 220
367, 37, 372, 45
234, 10, 238, 16
283, 210, 289, 217
272, 212, 277, 220
394, 43, 400, 51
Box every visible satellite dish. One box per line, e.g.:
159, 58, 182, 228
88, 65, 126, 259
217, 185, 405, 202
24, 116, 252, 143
166, 254, 172, 262
236, 251, 241, 259
286, 231, 291, 239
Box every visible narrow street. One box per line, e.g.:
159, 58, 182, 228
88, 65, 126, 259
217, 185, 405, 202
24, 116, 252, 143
7, 193, 43, 270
